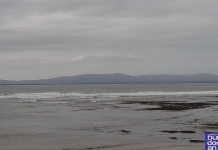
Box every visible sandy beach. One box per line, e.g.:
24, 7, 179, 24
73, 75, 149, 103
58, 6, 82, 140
1, 87, 217, 150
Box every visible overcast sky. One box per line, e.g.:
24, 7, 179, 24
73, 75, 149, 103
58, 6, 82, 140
0, 0, 218, 80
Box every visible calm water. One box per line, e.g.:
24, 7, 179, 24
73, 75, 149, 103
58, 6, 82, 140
1, 83, 218, 94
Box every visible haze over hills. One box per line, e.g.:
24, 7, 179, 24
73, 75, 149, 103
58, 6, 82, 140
1, 73, 218, 85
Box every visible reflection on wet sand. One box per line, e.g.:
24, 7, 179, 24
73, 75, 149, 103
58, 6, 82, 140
1, 94, 218, 150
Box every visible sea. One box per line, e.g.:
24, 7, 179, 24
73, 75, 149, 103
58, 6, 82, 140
1, 83, 218, 101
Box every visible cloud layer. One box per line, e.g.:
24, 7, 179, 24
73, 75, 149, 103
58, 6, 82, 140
0, 0, 218, 80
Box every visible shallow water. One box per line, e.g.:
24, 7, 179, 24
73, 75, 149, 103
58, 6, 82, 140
0, 84, 218, 150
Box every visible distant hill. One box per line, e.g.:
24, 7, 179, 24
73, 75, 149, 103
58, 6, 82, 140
1, 73, 218, 85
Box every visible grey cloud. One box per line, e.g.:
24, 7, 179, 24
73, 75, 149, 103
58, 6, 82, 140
0, 0, 218, 79
0, 52, 141, 68
71, 54, 142, 62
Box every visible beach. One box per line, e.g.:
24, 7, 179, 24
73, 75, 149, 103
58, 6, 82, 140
0, 84, 217, 150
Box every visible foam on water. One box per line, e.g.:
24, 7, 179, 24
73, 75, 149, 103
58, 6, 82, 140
0, 90, 218, 100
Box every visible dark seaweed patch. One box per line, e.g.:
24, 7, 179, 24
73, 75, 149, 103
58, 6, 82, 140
204, 123, 218, 126
119, 129, 131, 134
189, 140, 204, 143
123, 101, 218, 111
161, 130, 195, 134
201, 123, 218, 130
83, 144, 125, 149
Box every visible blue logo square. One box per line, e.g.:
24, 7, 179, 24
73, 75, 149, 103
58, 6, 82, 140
205, 133, 218, 150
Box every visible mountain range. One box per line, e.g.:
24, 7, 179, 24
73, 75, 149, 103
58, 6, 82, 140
1, 73, 218, 85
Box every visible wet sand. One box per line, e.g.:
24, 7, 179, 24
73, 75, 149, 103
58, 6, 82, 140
1, 94, 218, 150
